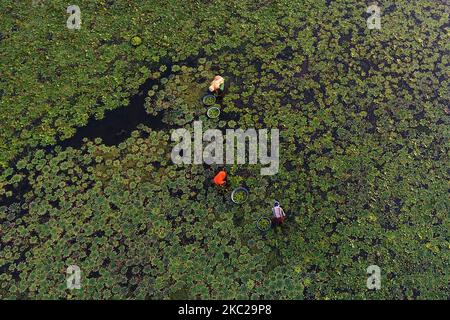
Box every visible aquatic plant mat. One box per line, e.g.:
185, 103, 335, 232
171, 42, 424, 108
0, 0, 449, 299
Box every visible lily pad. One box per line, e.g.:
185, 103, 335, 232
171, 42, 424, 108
130, 36, 142, 47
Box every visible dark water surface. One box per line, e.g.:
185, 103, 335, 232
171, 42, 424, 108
2, 55, 204, 207
59, 53, 207, 148
60, 71, 169, 149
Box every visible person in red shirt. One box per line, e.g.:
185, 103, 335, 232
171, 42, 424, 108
213, 170, 227, 186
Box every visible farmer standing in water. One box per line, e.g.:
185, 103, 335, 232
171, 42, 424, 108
271, 201, 286, 226
209, 75, 225, 97
213, 170, 227, 186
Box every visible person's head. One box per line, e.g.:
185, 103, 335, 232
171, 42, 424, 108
274, 201, 280, 207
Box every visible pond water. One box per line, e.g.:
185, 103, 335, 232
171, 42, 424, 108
60, 65, 176, 149
60, 80, 166, 149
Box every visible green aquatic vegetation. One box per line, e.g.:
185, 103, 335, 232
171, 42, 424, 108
231, 187, 249, 204
130, 36, 142, 47
206, 106, 220, 119
0, 0, 449, 300
203, 95, 217, 106
256, 217, 271, 232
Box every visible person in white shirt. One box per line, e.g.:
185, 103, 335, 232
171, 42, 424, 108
209, 75, 225, 96
271, 201, 286, 226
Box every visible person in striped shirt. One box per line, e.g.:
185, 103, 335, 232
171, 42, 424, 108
271, 201, 286, 226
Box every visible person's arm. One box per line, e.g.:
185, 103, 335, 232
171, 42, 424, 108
281, 208, 286, 217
